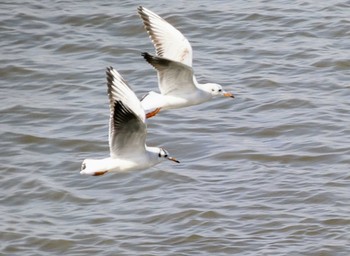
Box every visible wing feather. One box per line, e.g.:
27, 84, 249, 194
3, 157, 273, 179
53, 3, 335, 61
138, 6, 193, 67
141, 53, 197, 96
106, 67, 146, 157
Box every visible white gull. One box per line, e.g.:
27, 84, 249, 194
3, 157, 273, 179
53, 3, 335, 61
138, 6, 234, 118
80, 67, 179, 176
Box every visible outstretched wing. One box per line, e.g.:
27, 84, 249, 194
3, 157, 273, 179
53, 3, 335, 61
138, 6, 193, 67
106, 67, 146, 158
142, 52, 197, 96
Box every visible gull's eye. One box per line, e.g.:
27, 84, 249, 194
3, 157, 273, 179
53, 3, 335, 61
164, 154, 168, 158
218, 89, 222, 92
81, 163, 86, 170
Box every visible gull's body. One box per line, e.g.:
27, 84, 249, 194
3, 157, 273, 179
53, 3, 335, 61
80, 67, 179, 176
138, 6, 234, 118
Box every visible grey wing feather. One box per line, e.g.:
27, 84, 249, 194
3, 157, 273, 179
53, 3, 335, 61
138, 6, 193, 67
109, 99, 146, 157
106, 67, 146, 157
142, 52, 196, 95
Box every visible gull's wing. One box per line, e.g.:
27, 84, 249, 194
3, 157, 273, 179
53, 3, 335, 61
142, 52, 197, 96
138, 6, 193, 67
106, 67, 146, 158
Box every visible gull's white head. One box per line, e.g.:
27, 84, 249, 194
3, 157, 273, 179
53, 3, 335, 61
149, 147, 180, 164
201, 83, 234, 98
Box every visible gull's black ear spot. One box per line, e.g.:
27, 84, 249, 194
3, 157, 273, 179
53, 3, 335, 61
81, 163, 86, 171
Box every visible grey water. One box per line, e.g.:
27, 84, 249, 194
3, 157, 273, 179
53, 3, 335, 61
1, 0, 350, 255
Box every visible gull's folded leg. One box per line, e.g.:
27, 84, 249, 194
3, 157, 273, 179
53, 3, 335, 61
146, 108, 161, 119
93, 171, 108, 176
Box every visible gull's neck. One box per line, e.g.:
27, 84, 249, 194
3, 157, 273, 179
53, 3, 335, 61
194, 77, 211, 96
195, 84, 214, 100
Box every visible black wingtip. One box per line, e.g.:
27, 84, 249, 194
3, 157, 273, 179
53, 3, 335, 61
137, 6, 145, 16
141, 52, 152, 60
106, 68, 112, 84
141, 52, 155, 64
141, 52, 171, 69
106, 66, 113, 79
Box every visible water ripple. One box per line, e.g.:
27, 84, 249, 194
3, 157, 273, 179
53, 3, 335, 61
1, 1, 350, 255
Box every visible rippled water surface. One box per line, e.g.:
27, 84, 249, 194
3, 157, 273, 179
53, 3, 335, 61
1, 0, 350, 255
